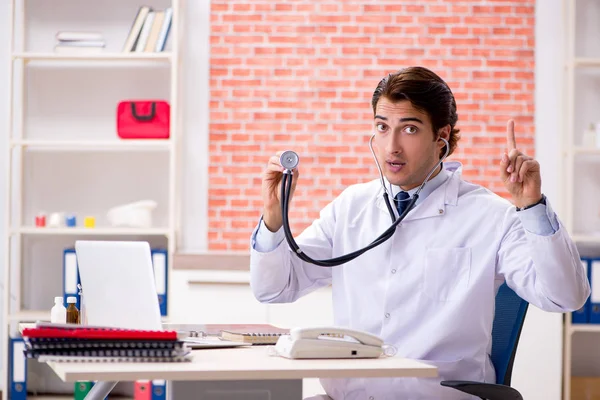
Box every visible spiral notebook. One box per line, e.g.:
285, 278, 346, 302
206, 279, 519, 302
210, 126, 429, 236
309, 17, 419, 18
22, 322, 191, 362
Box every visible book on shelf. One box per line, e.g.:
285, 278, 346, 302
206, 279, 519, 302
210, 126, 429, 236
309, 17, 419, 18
123, 6, 172, 53
53, 31, 106, 54
56, 31, 103, 42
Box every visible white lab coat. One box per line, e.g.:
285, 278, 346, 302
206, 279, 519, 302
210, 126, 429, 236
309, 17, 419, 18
249, 162, 590, 400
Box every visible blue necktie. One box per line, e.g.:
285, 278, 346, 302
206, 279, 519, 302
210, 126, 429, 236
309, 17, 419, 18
395, 191, 410, 216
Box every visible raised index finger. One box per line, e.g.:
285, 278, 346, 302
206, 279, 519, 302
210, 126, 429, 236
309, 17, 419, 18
506, 119, 517, 150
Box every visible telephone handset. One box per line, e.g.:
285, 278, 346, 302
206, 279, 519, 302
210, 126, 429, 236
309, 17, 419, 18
274, 326, 386, 359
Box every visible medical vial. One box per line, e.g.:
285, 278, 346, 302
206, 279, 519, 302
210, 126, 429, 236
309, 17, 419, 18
50, 296, 67, 323
66, 296, 80, 324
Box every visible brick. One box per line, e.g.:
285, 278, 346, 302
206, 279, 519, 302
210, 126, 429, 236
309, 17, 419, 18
207, 0, 536, 251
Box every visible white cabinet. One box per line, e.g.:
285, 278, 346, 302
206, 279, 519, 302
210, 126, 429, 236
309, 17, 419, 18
2, 1, 182, 397
168, 270, 334, 329
563, 1, 600, 398
267, 286, 334, 328
168, 270, 268, 324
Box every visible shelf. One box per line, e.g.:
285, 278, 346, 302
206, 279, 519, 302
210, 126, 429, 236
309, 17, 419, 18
14, 227, 171, 236
9, 310, 49, 322
572, 235, 600, 244
12, 52, 172, 63
574, 58, 600, 67
573, 146, 600, 154
12, 139, 172, 152
570, 324, 600, 334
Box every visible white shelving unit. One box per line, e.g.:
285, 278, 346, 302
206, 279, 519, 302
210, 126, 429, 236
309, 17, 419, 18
1, 1, 182, 399
563, 1, 600, 399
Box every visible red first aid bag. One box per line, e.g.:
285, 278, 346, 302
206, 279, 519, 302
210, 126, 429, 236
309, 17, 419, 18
116, 100, 170, 139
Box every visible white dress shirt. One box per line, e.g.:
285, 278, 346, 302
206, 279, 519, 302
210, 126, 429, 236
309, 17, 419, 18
249, 161, 590, 400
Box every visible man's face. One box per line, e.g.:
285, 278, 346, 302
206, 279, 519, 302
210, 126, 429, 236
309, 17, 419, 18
372, 97, 446, 190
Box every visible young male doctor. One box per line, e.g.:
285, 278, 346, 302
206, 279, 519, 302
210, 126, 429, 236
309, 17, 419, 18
248, 66, 591, 400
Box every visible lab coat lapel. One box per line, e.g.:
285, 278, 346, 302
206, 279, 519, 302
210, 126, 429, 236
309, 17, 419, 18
375, 165, 461, 221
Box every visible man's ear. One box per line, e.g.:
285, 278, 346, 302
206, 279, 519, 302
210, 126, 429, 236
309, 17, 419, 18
437, 125, 451, 141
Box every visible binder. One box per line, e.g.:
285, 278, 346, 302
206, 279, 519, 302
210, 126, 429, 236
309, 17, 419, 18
74, 381, 108, 400
63, 248, 81, 310
135, 380, 152, 400
590, 258, 600, 324
74, 381, 93, 400
152, 249, 168, 316
572, 257, 591, 324
151, 380, 167, 400
9, 337, 27, 400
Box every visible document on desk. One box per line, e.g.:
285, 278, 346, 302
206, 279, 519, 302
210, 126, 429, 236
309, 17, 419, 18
164, 323, 288, 345
182, 337, 251, 349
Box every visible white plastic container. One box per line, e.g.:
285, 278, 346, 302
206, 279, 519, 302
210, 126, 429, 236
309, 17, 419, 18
50, 296, 66, 323
583, 123, 596, 147
107, 200, 157, 228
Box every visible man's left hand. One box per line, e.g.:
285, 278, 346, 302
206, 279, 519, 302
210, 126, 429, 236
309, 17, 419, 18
500, 119, 543, 209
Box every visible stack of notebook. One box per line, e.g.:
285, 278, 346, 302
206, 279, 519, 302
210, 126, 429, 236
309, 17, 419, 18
21, 323, 191, 363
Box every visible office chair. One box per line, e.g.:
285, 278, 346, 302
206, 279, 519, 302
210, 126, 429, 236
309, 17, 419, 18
440, 282, 528, 400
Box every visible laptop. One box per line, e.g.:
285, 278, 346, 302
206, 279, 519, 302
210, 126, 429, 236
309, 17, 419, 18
74, 240, 163, 331
74, 240, 249, 348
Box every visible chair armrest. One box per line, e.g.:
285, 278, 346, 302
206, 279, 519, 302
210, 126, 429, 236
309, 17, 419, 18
440, 380, 523, 400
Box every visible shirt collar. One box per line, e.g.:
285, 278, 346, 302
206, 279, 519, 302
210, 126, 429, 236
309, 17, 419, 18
387, 163, 450, 206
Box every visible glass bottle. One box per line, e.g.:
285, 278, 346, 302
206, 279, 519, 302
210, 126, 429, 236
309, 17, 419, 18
66, 296, 80, 324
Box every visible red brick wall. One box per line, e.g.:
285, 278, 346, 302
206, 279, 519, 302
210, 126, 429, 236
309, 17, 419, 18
208, 1, 535, 251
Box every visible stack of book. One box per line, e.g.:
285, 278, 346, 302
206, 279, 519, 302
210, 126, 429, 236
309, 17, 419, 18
123, 6, 172, 52
54, 31, 105, 54
21, 322, 191, 363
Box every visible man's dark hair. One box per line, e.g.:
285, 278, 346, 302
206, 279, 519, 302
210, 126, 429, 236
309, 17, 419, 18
371, 66, 460, 157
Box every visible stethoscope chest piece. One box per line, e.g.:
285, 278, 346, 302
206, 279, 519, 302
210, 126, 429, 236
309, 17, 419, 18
280, 151, 299, 173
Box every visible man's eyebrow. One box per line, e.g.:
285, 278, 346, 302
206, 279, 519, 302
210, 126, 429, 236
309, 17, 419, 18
374, 115, 424, 124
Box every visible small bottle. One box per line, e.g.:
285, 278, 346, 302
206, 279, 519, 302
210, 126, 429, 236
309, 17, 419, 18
583, 123, 596, 147
66, 296, 80, 324
50, 296, 66, 323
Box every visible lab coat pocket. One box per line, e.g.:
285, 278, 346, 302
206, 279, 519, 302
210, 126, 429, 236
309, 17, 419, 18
423, 247, 471, 302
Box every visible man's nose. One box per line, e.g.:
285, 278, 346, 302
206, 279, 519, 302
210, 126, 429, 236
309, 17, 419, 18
385, 132, 402, 154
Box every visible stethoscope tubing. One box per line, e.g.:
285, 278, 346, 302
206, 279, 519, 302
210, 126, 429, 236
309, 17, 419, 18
280, 136, 450, 267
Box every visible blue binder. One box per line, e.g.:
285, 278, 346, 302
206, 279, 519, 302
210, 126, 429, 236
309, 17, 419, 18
151, 379, 167, 400
572, 257, 591, 324
590, 258, 600, 324
152, 249, 168, 316
9, 337, 27, 400
63, 248, 81, 310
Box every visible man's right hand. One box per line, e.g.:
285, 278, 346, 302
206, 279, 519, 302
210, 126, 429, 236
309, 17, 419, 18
261, 151, 300, 232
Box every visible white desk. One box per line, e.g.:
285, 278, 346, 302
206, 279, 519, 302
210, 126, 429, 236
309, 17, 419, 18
44, 346, 437, 399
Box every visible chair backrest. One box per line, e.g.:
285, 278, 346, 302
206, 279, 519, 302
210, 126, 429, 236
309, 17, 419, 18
490, 282, 529, 386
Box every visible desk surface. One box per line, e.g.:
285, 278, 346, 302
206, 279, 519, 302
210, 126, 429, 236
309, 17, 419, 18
46, 346, 437, 382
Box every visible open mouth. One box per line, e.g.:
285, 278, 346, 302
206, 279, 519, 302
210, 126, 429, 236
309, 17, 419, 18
386, 161, 406, 172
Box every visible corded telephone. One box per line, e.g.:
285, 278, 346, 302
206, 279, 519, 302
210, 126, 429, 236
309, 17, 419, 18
273, 326, 385, 359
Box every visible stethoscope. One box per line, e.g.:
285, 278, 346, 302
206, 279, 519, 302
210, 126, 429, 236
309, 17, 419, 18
279, 135, 450, 267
